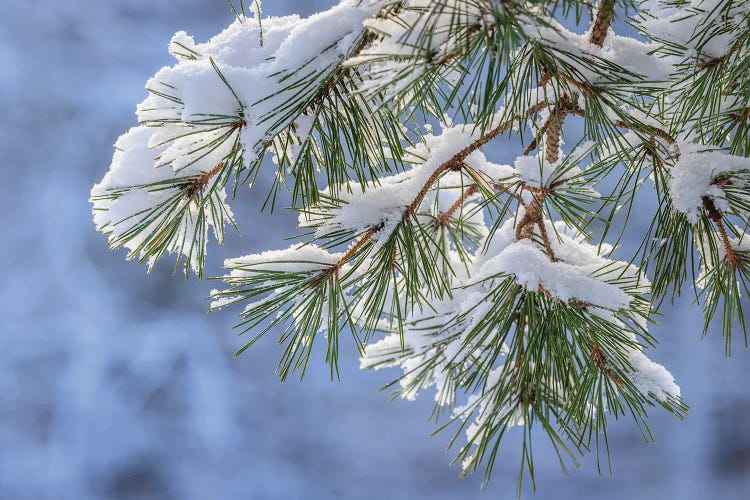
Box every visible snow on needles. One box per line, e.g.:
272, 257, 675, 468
92, 1, 381, 271
209, 244, 343, 311
139, 1, 377, 166
92, 0, 696, 475
346, 0, 488, 101
669, 142, 750, 223
306, 125, 486, 241
91, 126, 234, 273
222, 244, 343, 275
472, 220, 644, 310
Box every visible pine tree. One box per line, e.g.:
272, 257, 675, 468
91, 0, 750, 493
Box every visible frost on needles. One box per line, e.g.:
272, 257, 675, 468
91, 0, 750, 492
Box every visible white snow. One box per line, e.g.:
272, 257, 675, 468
346, 0, 487, 101
669, 142, 750, 223
89, 0, 699, 475
627, 350, 681, 399
472, 220, 644, 310
307, 125, 484, 241
91, 126, 234, 271
223, 244, 343, 275
210, 244, 344, 311
94, 1, 383, 273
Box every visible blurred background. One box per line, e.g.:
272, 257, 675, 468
1, 1, 749, 498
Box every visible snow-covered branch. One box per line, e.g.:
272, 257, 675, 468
91, 0, 750, 492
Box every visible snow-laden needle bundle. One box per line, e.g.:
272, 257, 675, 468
91, 0, 750, 493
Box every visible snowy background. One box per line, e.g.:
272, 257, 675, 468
2, 0, 750, 498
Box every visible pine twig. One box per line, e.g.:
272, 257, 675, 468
328, 102, 550, 269
702, 196, 740, 268
589, 0, 615, 48
434, 184, 480, 229
535, 214, 558, 262
591, 344, 625, 387
179, 162, 225, 198
544, 106, 566, 164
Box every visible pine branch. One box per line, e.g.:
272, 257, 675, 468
326, 101, 550, 269
92, 0, 750, 492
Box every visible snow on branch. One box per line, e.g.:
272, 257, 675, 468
90, 0, 750, 491
669, 141, 750, 223
91, 126, 236, 275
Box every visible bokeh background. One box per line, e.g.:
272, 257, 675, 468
2, 1, 750, 498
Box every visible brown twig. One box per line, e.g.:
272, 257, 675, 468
548, 88, 678, 148
180, 162, 225, 198
405, 102, 549, 222
537, 285, 589, 308
514, 75, 572, 262
405, 158, 463, 219
702, 196, 740, 268
729, 107, 750, 124
544, 107, 566, 164
513, 0, 616, 264
514, 191, 558, 262
535, 215, 558, 262
612, 119, 677, 145
433, 184, 480, 230
433, 21, 486, 66
325, 103, 550, 271
462, 101, 551, 156
309, 222, 385, 288
337, 223, 384, 269
310, 31, 377, 111
493, 182, 525, 203
589, 0, 615, 48
695, 37, 741, 72
591, 344, 625, 387
515, 197, 538, 241
523, 109, 556, 156
559, 72, 598, 97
